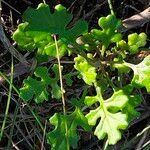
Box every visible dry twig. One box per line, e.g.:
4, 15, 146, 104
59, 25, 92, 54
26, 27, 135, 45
121, 7, 150, 32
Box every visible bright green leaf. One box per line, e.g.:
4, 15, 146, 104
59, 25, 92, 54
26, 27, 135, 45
87, 110, 127, 145
74, 54, 97, 85
84, 86, 140, 144
112, 57, 130, 74
91, 14, 122, 48
128, 32, 147, 54
125, 55, 150, 92
104, 90, 129, 112
47, 107, 91, 149
117, 33, 147, 55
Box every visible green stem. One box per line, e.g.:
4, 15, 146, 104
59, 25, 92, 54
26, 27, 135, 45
27, 104, 44, 131
104, 72, 117, 91
94, 83, 106, 110
0, 72, 19, 95
94, 83, 108, 118
0, 72, 44, 131
108, 0, 115, 15
70, 42, 95, 66
0, 56, 14, 140
7, 105, 19, 148
54, 35, 69, 150
123, 61, 134, 69
103, 140, 109, 150
101, 45, 106, 57
80, 86, 89, 103
118, 72, 123, 88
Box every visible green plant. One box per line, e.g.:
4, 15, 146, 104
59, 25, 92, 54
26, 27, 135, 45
12, 2, 150, 149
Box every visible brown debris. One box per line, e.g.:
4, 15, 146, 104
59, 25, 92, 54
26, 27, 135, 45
121, 7, 150, 32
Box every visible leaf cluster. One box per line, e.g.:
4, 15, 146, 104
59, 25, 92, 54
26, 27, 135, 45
12, 2, 150, 149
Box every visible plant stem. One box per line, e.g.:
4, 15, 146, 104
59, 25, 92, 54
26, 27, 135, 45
104, 71, 117, 91
95, 83, 105, 108
7, 105, 19, 148
108, 0, 115, 15
94, 83, 108, 118
0, 72, 19, 94
118, 72, 123, 88
0, 72, 44, 131
101, 45, 106, 57
0, 55, 14, 140
54, 35, 69, 150
123, 61, 134, 69
103, 140, 109, 150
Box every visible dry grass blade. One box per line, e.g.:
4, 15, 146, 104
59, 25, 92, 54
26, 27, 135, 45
1, 0, 21, 14
41, 120, 47, 150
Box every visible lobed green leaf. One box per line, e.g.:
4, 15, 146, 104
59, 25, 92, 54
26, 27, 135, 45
128, 33, 147, 54
85, 86, 140, 144
13, 3, 88, 58
47, 106, 91, 149
20, 65, 61, 103
118, 33, 147, 54
125, 55, 150, 92
74, 54, 97, 85
122, 95, 141, 122
91, 14, 122, 48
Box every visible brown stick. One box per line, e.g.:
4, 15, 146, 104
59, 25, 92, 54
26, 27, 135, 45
121, 7, 150, 32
